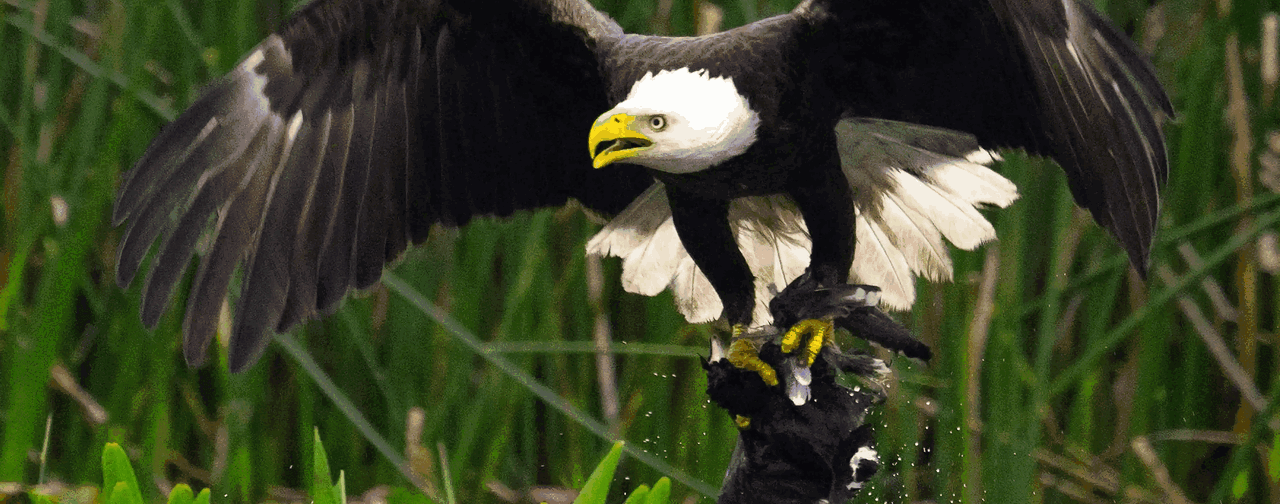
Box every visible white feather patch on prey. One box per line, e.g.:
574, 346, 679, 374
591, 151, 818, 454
846, 446, 880, 490
586, 122, 1019, 325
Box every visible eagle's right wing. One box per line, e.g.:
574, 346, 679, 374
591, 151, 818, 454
114, 0, 652, 371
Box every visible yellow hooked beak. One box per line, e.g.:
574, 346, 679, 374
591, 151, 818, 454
588, 113, 653, 169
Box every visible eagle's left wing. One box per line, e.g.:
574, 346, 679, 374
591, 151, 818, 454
817, 0, 1172, 272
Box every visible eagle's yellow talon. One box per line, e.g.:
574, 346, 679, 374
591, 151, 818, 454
781, 319, 832, 367
734, 415, 751, 429
805, 323, 825, 363
727, 338, 778, 386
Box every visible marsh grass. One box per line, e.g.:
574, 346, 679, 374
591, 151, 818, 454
2, 0, 1278, 502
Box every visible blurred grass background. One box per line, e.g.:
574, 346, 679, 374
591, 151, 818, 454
2, 0, 1279, 502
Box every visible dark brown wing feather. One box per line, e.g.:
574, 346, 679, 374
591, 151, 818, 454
113, 0, 652, 371
821, 0, 1171, 272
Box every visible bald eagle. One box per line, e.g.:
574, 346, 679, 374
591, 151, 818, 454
114, 0, 1170, 371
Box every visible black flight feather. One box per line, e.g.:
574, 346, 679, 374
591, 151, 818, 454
115, 0, 651, 370
825, 0, 1169, 274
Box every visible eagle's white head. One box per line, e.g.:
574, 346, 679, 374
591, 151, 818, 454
589, 68, 761, 173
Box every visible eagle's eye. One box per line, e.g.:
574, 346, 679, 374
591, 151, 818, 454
649, 115, 667, 131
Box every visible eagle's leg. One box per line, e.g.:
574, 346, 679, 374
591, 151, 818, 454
666, 188, 755, 325
779, 159, 858, 367
665, 188, 778, 390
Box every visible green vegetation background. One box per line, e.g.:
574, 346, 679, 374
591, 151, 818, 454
2, 0, 1279, 502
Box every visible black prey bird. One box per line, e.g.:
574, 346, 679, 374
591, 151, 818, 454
114, 0, 1170, 372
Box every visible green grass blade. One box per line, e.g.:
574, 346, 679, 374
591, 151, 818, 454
167, 484, 195, 504
573, 441, 625, 504
101, 443, 144, 504
311, 428, 339, 504
1051, 206, 1280, 396
382, 272, 718, 498
275, 334, 425, 490
3, 14, 175, 121
643, 477, 670, 504
623, 484, 651, 504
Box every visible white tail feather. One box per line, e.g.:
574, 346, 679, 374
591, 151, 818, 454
879, 190, 952, 279
731, 196, 812, 325
587, 185, 680, 296
887, 170, 998, 251
669, 255, 720, 322
586, 122, 1020, 325
932, 151, 1018, 206
853, 212, 916, 310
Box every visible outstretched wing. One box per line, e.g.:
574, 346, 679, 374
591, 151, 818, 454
114, 0, 651, 371
821, 0, 1171, 272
